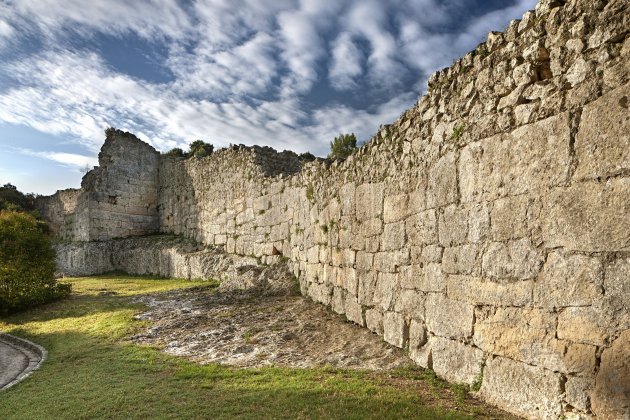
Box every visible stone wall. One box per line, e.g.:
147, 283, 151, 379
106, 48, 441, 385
44, 0, 629, 418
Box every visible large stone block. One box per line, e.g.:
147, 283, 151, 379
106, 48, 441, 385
557, 307, 608, 346
447, 275, 533, 307
481, 239, 543, 280
490, 195, 530, 241
438, 205, 468, 247
405, 209, 437, 246
441, 245, 479, 275
383, 311, 407, 348
459, 113, 571, 203
427, 151, 458, 208
430, 337, 484, 385
408, 319, 430, 367
542, 179, 630, 252
480, 356, 563, 419
355, 183, 384, 222
425, 294, 474, 339
383, 193, 410, 223
472, 307, 594, 374
575, 82, 630, 180
393, 289, 424, 319
381, 221, 406, 251
534, 251, 603, 308
591, 330, 630, 419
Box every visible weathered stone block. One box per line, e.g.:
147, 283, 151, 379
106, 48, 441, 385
575, 82, 629, 179
393, 289, 424, 319
373, 250, 408, 273
442, 244, 479, 275
383, 311, 407, 348
490, 195, 530, 240
534, 251, 603, 308
344, 295, 365, 327
425, 294, 474, 339
355, 183, 384, 222
427, 151, 458, 208
542, 180, 630, 252
459, 113, 571, 203
565, 376, 594, 414
357, 270, 377, 305
482, 239, 543, 279
591, 330, 630, 419
339, 183, 356, 216
381, 221, 405, 251
365, 308, 383, 335
467, 202, 489, 243
480, 356, 563, 419
438, 205, 468, 247
405, 209, 438, 246
431, 337, 484, 385
372, 272, 398, 311
447, 275, 533, 307
408, 319, 431, 368
557, 307, 608, 346
383, 193, 410, 223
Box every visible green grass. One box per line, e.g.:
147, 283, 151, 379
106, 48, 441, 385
1, 275, 485, 419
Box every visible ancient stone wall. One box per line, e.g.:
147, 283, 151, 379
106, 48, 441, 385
45, 0, 629, 418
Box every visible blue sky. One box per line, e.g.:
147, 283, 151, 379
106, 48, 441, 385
0, 0, 536, 195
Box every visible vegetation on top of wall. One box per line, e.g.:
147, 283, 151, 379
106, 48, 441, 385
328, 133, 358, 160
0, 210, 70, 314
163, 140, 215, 159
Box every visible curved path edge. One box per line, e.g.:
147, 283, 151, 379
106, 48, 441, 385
0, 333, 47, 391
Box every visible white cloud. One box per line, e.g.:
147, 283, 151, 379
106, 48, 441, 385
329, 32, 364, 90
11, 147, 98, 171
0, 0, 538, 168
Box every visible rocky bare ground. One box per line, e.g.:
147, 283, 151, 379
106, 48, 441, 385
130, 276, 411, 370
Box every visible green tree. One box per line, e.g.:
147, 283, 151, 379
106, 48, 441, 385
0, 211, 70, 314
328, 133, 358, 160
164, 148, 187, 158
189, 140, 214, 158
0, 183, 36, 212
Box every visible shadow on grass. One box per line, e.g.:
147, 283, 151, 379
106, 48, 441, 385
0, 329, 477, 420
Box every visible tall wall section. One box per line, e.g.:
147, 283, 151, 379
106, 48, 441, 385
43, 0, 629, 418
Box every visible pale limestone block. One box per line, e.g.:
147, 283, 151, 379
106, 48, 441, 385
405, 209, 437, 246
490, 195, 529, 241
447, 275, 533, 307
383, 311, 407, 348
438, 205, 468, 247
357, 270, 377, 306
393, 289, 424, 319
558, 307, 608, 346
425, 294, 474, 339
381, 221, 406, 251
543, 180, 630, 252
534, 251, 603, 308
480, 356, 563, 419
383, 193, 410, 223
427, 151, 458, 208
442, 245, 479, 275
355, 183, 384, 222
574, 82, 630, 180
565, 376, 594, 414
365, 308, 384, 335
431, 337, 484, 385
344, 294, 364, 327
373, 272, 398, 311
591, 330, 630, 419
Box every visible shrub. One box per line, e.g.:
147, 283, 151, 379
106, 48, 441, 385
298, 152, 316, 162
328, 133, 358, 160
0, 183, 36, 212
189, 140, 214, 158
0, 211, 70, 314
164, 148, 187, 158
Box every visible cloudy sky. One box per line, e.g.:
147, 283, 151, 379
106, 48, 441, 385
0, 0, 536, 195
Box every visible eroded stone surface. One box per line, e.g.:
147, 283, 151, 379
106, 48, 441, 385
591, 330, 630, 419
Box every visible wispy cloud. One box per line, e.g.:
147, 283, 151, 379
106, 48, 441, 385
9, 147, 98, 171
0, 0, 538, 162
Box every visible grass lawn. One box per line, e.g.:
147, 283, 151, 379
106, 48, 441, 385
0, 275, 499, 419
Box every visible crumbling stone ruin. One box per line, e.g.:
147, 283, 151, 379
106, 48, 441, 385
36, 0, 629, 418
